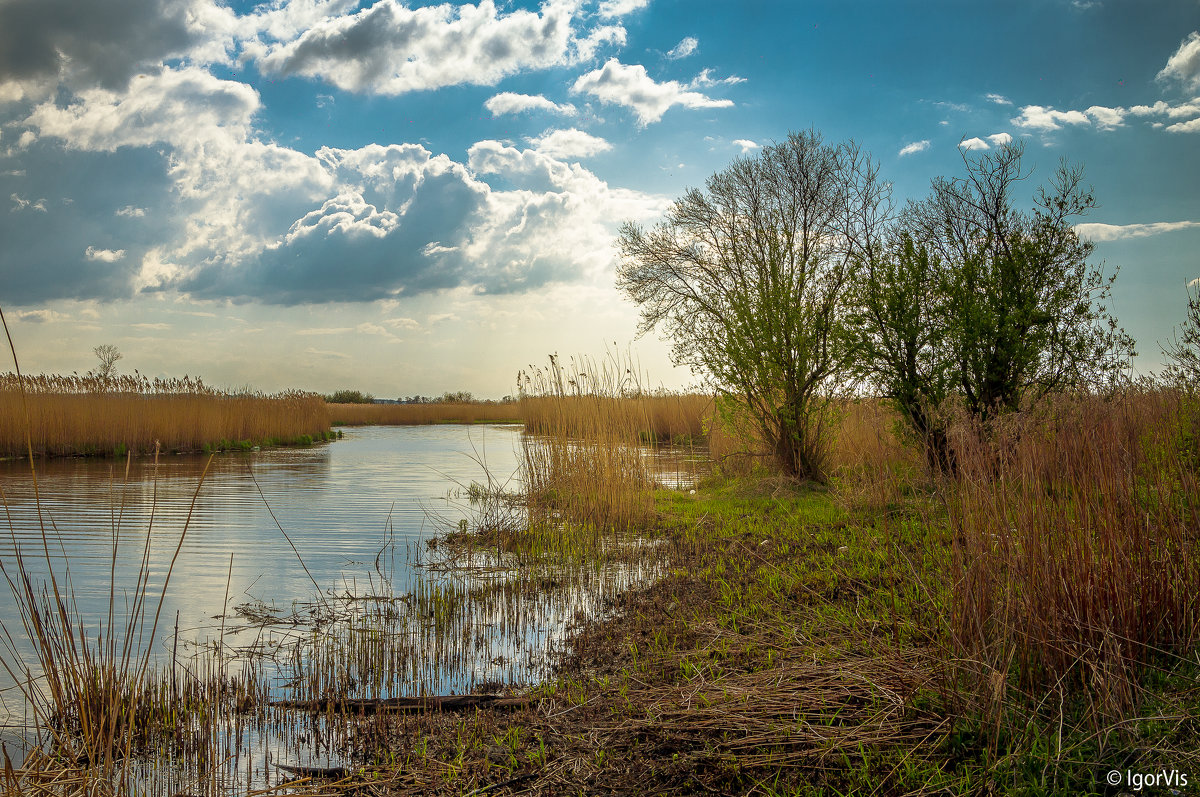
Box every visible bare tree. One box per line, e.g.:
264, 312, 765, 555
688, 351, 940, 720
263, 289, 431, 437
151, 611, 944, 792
93, 344, 122, 379
616, 130, 890, 480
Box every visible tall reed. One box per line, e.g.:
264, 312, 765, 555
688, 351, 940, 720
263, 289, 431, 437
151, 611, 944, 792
945, 389, 1200, 724
517, 354, 660, 534
0, 372, 330, 458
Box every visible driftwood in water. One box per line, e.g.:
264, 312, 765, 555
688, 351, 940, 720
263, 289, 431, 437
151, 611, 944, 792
275, 763, 350, 779
271, 693, 532, 715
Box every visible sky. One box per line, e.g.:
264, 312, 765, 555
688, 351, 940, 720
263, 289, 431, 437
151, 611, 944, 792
0, 0, 1198, 399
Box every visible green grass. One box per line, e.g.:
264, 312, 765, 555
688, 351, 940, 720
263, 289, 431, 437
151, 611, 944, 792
342, 474, 1199, 795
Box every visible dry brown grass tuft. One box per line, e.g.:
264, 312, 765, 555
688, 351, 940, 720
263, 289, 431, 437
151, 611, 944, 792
945, 389, 1200, 725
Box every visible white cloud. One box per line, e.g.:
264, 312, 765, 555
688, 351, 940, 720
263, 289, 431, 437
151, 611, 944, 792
10, 193, 47, 212
303, 347, 349, 359
986, 93, 1011, 105
383, 317, 420, 331
17, 130, 36, 148
666, 36, 698, 60
689, 68, 745, 88
732, 139, 759, 153
959, 137, 990, 151
597, 0, 650, 18
571, 24, 626, 63
1129, 98, 1200, 119
1165, 117, 1200, 133
1084, 105, 1126, 129
131, 322, 170, 330
986, 132, 1012, 146
1073, 221, 1200, 241
527, 128, 612, 159
116, 206, 147, 218
252, 0, 577, 95
571, 59, 734, 126
14, 309, 66, 323
1158, 31, 1200, 91
24, 67, 259, 152
1011, 105, 1091, 131
898, 140, 929, 156
85, 246, 127, 262
485, 92, 576, 117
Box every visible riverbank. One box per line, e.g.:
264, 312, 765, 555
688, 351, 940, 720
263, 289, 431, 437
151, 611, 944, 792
325, 469, 1199, 795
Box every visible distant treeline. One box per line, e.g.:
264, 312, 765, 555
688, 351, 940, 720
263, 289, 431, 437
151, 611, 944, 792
324, 389, 517, 405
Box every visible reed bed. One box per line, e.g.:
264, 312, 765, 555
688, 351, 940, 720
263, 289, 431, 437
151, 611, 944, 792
327, 401, 521, 427
944, 389, 1200, 726
0, 373, 330, 458
521, 391, 709, 444
517, 355, 664, 534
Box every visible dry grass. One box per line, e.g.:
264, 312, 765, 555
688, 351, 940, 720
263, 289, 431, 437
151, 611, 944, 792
328, 401, 521, 426
0, 372, 330, 458
945, 389, 1200, 726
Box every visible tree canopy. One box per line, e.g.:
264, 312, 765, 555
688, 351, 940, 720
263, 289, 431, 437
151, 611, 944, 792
617, 130, 889, 479
850, 143, 1135, 467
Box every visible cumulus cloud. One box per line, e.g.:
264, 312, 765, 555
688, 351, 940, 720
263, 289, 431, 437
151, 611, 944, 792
251, 0, 577, 95
1011, 105, 1091, 131
1074, 220, 1200, 241
986, 93, 1012, 105
85, 246, 126, 262
116, 206, 146, 218
166, 138, 666, 305
898, 140, 929, 156
597, 0, 651, 18
987, 132, 1012, 146
666, 37, 698, 60
732, 139, 759, 153
959, 137, 990, 151
0, 0, 227, 95
1165, 117, 1200, 133
484, 92, 576, 117
571, 59, 734, 126
527, 128, 612, 159
23, 67, 259, 152
1083, 105, 1126, 129
1158, 31, 1200, 91
1013, 98, 1200, 135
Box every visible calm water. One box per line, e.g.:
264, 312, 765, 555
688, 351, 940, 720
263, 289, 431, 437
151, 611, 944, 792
0, 424, 678, 787
0, 426, 527, 697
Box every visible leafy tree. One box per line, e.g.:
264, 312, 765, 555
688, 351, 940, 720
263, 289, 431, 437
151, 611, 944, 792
93, 344, 122, 379
325, 389, 374, 404
617, 130, 890, 480
851, 143, 1134, 468
1162, 285, 1200, 387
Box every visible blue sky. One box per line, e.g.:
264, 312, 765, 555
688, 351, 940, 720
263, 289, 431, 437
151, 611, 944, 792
1, 0, 1197, 397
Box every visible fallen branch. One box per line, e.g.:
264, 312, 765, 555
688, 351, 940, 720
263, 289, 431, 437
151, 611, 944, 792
272, 693, 532, 715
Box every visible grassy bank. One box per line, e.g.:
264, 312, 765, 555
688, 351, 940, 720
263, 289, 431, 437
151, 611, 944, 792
0, 372, 331, 458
